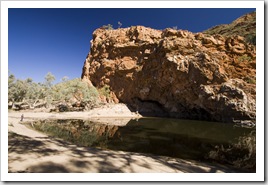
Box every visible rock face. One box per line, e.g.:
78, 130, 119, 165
204, 11, 256, 44
204, 11, 256, 36
81, 22, 256, 123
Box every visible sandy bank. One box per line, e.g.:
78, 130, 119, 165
9, 104, 141, 126
8, 104, 240, 173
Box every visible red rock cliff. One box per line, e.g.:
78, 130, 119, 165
81, 25, 256, 123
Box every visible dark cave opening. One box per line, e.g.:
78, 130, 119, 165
126, 98, 215, 121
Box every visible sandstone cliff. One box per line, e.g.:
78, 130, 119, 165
81, 18, 256, 123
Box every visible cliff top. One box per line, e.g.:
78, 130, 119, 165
203, 11, 256, 44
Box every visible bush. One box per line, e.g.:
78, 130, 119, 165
98, 84, 111, 98
243, 76, 256, 84
245, 34, 256, 45
8, 73, 100, 110
102, 24, 113, 30
237, 54, 252, 62
52, 78, 100, 109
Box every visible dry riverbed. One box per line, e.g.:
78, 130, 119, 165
8, 104, 239, 173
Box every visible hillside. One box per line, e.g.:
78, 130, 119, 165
81, 13, 256, 124
203, 11, 256, 45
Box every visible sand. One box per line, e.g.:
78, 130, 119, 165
8, 104, 239, 173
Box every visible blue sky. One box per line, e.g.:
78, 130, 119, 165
8, 8, 255, 83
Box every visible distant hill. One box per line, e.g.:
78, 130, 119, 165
203, 11, 256, 45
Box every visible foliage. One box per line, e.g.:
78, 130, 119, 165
118, 21, 122, 28
44, 72, 55, 88
204, 12, 256, 47
61, 76, 69, 82
243, 76, 256, 84
8, 78, 28, 102
245, 34, 256, 45
102, 24, 113, 30
237, 54, 252, 63
8, 74, 15, 84
52, 78, 99, 108
98, 84, 111, 98
8, 73, 100, 110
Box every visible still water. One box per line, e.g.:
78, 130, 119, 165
25, 118, 256, 170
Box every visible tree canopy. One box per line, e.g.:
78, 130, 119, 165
8, 72, 100, 111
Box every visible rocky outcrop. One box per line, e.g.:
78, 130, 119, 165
81, 24, 256, 123
204, 12, 256, 45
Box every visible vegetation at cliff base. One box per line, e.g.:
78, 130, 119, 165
8, 72, 100, 111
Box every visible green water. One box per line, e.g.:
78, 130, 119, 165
25, 118, 256, 171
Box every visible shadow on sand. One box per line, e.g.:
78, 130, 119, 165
8, 132, 242, 173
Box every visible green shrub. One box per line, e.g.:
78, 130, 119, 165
245, 34, 256, 45
52, 78, 100, 108
118, 21, 122, 28
98, 84, 111, 98
243, 76, 256, 84
237, 54, 252, 62
8, 72, 100, 110
102, 24, 113, 30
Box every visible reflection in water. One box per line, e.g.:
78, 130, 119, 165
25, 118, 256, 171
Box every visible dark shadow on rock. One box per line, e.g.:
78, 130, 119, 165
126, 98, 169, 117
